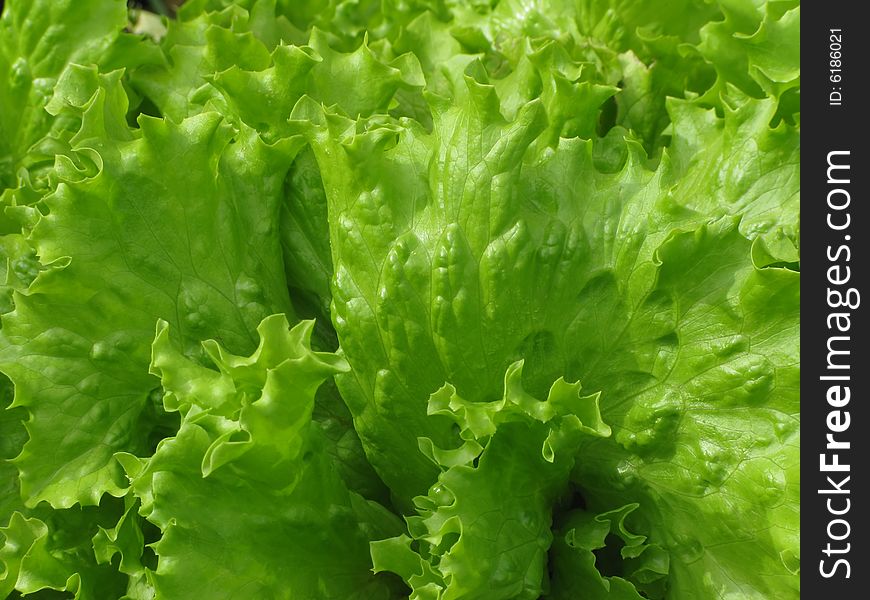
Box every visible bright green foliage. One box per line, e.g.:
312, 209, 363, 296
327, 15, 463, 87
0, 0, 799, 598
371, 362, 611, 599
1, 66, 299, 509
119, 315, 404, 599
0, 0, 127, 190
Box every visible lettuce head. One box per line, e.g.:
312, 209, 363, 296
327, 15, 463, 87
0, 0, 799, 598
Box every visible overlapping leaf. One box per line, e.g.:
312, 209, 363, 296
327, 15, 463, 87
0, 0, 799, 598
0, 0, 128, 191
0, 68, 298, 508
291, 31, 798, 597
124, 315, 403, 599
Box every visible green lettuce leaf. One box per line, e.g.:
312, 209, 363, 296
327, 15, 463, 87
122, 315, 404, 599
1, 500, 133, 599
292, 31, 798, 596
697, 1, 799, 107
0, 68, 298, 508
546, 503, 670, 599
565, 219, 799, 598
0, 0, 800, 597
372, 361, 610, 599
0, 0, 128, 191
666, 90, 799, 263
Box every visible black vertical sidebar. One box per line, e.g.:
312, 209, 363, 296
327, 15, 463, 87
803, 2, 868, 596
